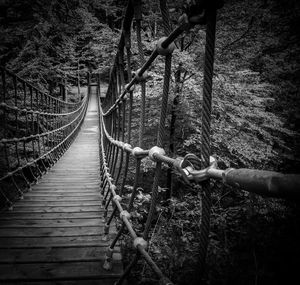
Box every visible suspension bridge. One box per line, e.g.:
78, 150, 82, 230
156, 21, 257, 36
0, 0, 299, 284
0, 85, 123, 283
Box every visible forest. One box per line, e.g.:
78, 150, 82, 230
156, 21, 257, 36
0, 0, 299, 284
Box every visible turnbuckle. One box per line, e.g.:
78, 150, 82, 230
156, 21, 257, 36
179, 154, 217, 183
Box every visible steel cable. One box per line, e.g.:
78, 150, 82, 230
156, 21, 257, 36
97, 1, 219, 284
198, 6, 217, 281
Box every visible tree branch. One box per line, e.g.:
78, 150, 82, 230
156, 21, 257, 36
220, 16, 254, 54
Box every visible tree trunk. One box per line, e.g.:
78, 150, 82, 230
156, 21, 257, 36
77, 60, 80, 97
166, 64, 182, 199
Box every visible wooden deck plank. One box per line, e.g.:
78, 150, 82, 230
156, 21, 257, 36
24, 192, 100, 197
0, 247, 121, 263
0, 218, 104, 227
11, 279, 121, 285
0, 236, 116, 248
39, 179, 100, 182
0, 212, 102, 219
14, 201, 102, 207
22, 195, 101, 201
8, 206, 103, 212
0, 90, 123, 283
0, 261, 123, 280
35, 183, 101, 187
28, 186, 101, 190
0, 226, 113, 237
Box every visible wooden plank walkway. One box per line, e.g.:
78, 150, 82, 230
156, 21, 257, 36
0, 89, 123, 284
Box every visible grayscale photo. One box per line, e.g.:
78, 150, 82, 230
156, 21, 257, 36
0, 0, 299, 284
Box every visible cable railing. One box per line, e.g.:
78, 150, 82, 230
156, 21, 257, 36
0, 0, 298, 283
0, 67, 89, 210
97, 0, 300, 284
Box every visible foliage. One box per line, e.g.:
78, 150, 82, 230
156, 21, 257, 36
121, 0, 300, 284
1, 0, 299, 284
0, 0, 118, 92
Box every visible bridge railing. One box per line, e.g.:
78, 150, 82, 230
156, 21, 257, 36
97, 0, 299, 284
97, 1, 218, 284
0, 67, 89, 210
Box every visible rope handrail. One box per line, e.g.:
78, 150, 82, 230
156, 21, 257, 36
0, 95, 86, 119
0, 66, 90, 210
0, 96, 87, 162
0, 97, 88, 144
1, 67, 81, 107
0, 98, 88, 183
97, 0, 299, 284
96, 1, 221, 284
0, 0, 299, 283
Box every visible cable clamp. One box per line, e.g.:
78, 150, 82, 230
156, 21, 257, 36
132, 147, 148, 159
133, 237, 148, 250
113, 195, 122, 203
125, 83, 135, 92
149, 146, 166, 161
110, 185, 117, 192
106, 247, 114, 258
103, 247, 114, 271
120, 210, 131, 220
134, 68, 148, 82
156, 37, 176, 56
180, 155, 217, 183
122, 143, 132, 151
